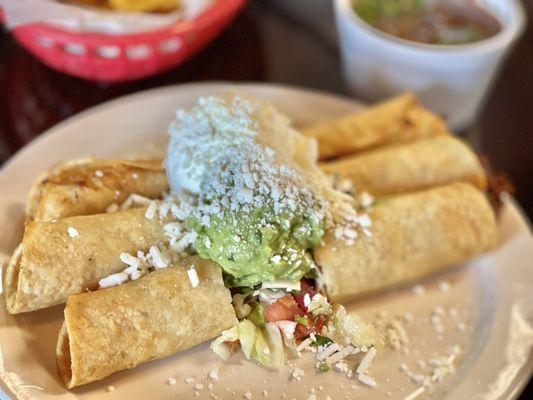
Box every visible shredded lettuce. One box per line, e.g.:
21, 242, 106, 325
238, 319, 256, 359
276, 320, 299, 359
210, 325, 239, 360
264, 322, 285, 369
211, 320, 286, 369
247, 302, 266, 328
251, 327, 270, 365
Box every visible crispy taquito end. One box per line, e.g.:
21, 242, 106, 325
4, 208, 167, 314
320, 136, 487, 197
315, 183, 498, 303
303, 93, 449, 160
57, 257, 237, 389
26, 158, 168, 222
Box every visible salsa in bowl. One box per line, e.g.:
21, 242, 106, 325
334, 0, 525, 130
353, 0, 502, 45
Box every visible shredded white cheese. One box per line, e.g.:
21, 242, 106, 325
296, 338, 313, 352
356, 347, 377, 374
403, 386, 426, 400
188, 266, 199, 288
317, 343, 340, 361
326, 345, 355, 365
149, 245, 170, 269
120, 252, 140, 267
145, 201, 157, 219
357, 373, 377, 388
98, 272, 128, 289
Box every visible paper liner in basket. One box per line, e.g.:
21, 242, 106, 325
0, 0, 213, 34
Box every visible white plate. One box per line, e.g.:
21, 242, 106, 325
0, 83, 532, 400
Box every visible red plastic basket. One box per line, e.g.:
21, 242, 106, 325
4, 0, 245, 82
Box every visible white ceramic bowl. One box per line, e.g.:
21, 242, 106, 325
335, 0, 526, 130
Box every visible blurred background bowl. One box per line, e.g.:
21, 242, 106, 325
335, 0, 526, 131
1, 0, 245, 82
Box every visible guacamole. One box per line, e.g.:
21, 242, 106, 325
189, 207, 324, 287
165, 94, 334, 288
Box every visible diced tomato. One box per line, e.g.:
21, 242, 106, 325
264, 295, 305, 323
293, 279, 316, 310
294, 322, 313, 341
294, 315, 326, 341
314, 315, 326, 332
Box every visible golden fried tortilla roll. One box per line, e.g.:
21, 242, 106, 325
4, 208, 167, 314
320, 136, 487, 196
315, 183, 498, 303
57, 257, 237, 389
26, 159, 168, 222
303, 93, 449, 160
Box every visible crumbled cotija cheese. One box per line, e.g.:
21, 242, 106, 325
166, 377, 177, 386
67, 227, 79, 237
208, 368, 218, 381
290, 367, 305, 381
306, 293, 331, 316
359, 191, 373, 208
438, 281, 451, 292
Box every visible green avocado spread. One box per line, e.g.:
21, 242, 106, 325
189, 207, 324, 287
